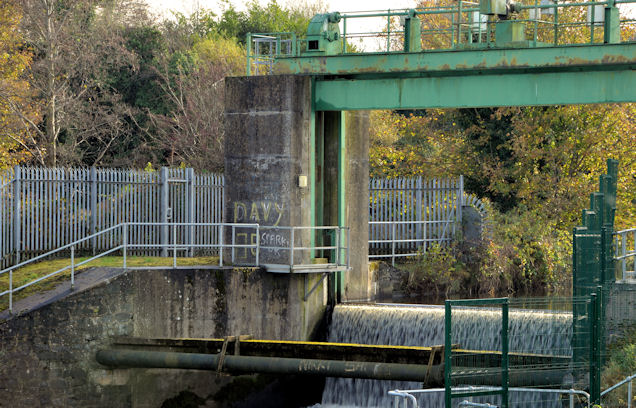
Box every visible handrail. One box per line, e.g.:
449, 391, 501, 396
1, 222, 350, 314
614, 228, 636, 280
388, 390, 418, 408
246, 0, 636, 74
601, 372, 635, 402
389, 386, 591, 408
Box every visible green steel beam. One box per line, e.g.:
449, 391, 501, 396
275, 43, 636, 77
314, 70, 635, 110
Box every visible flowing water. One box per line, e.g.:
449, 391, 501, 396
320, 303, 573, 408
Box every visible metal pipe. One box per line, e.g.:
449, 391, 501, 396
388, 390, 418, 408
96, 349, 439, 382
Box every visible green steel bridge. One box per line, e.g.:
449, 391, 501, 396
246, 0, 636, 110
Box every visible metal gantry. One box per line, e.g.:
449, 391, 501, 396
247, 0, 636, 109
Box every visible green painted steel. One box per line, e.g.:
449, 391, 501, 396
501, 301, 509, 408
572, 159, 618, 384
275, 43, 636, 77
445, 298, 510, 406
337, 111, 346, 301
313, 70, 635, 110
444, 300, 452, 408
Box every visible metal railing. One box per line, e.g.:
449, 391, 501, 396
615, 228, 636, 281
389, 386, 591, 408
601, 373, 636, 408
260, 225, 350, 273
0, 222, 350, 314
246, 0, 636, 68
369, 220, 456, 266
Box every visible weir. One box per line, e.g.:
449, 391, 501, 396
0, 0, 634, 406
321, 303, 574, 408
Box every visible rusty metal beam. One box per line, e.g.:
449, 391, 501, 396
274, 43, 636, 77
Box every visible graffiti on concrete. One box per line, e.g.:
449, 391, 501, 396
233, 201, 285, 226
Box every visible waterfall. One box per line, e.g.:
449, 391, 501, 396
320, 304, 573, 408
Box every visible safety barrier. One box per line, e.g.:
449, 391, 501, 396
0, 222, 349, 314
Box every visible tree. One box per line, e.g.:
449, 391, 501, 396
144, 35, 244, 171
16, 0, 145, 166
0, 0, 37, 168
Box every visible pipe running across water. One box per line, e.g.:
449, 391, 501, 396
320, 303, 573, 408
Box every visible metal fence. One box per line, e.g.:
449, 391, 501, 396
615, 228, 636, 281
0, 166, 224, 269
369, 176, 464, 259
1, 167, 474, 270
0, 222, 350, 314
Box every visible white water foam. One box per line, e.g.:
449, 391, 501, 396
320, 304, 573, 408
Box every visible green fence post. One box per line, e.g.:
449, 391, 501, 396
445, 300, 452, 408
502, 299, 509, 408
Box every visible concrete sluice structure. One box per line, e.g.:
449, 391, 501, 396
320, 304, 573, 408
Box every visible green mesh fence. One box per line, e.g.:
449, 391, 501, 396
444, 296, 598, 408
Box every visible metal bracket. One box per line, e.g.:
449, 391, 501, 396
303, 272, 329, 301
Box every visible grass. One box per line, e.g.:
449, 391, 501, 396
0, 255, 220, 312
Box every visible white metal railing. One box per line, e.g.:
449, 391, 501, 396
389, 386, 591, 408
260, 225, 350, 273
0, 222, 349, 314
601, 373, 635, 408
369, 220, 456, 266
615, 228, 636, 281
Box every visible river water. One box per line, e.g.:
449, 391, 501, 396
319, 303, 573, 408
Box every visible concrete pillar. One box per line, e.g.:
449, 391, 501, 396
343, 111, 371, 301
224, 76, 312, 265
224, 75, 372, 309
224, 75, 324, 340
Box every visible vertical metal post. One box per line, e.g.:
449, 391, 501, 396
444, 300, 452, 408
590, 5, 595, 44
346, 228, 350, 270
457, 175, 464, 238
9, 269, 13, 314
387, 9, 391, 52
391, 223, 396, 267
255, 225, 260, 266
416, 176, 423, 244
290, 228, 295, 269
451, 14, 455, 48
553, 0, 559, 45
628, 378, 632, 408
457, 0, 463, 46
569, 393, 574, 408
13, 165, 20, 265
246, 33, 252, 76
231, 226, 235, 264
173, 222, 177, 268
71, 245, 75, 289
335, 227, 340, 266
604, 1, 620, 44
219, 224, 224, 267
342, 18, 347, 51
501, 300, 509, 408
90, 166, 97, 254
533, 0, 539, 43
186, 168, 195, 257
160, 167, 169, 257
590, 290, 601, 405
123, 223, 127, 270
619, 233, 625, 280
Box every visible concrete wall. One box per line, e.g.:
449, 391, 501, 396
343, 111, 371, 301
0, 267, 328, 407
224, 75, 312, 266
224, 75, 372, 301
